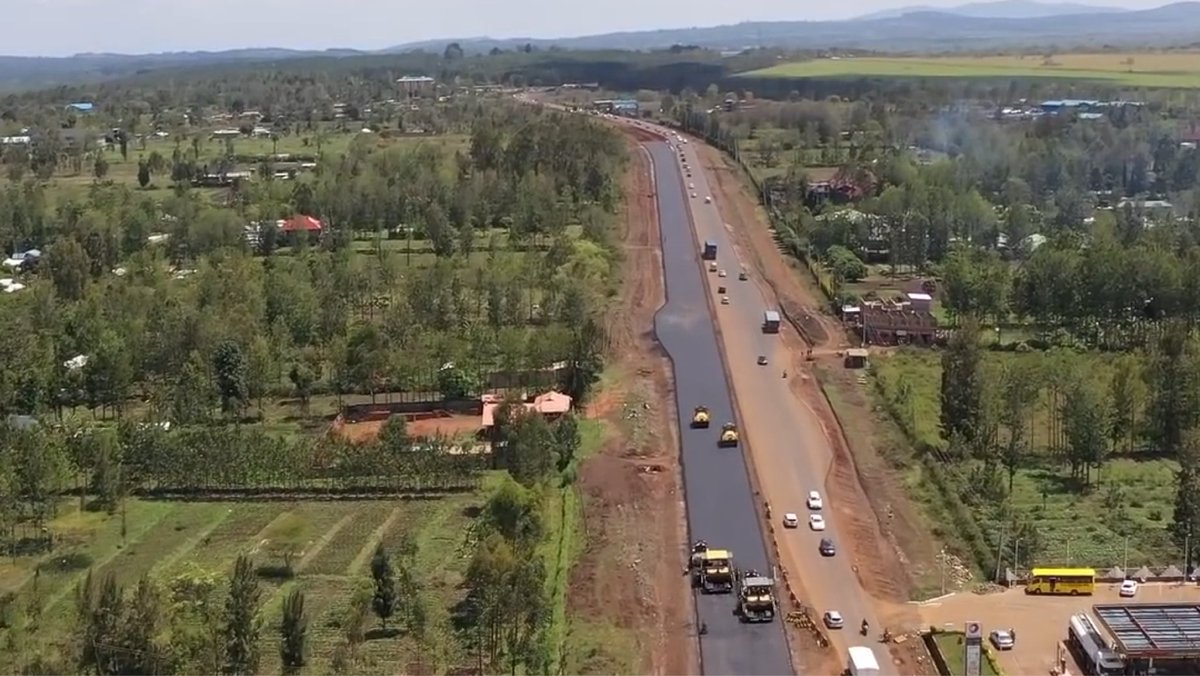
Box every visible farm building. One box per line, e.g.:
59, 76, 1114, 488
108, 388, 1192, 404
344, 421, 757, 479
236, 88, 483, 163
844, 298, 943, 347
481, 391, 573, 429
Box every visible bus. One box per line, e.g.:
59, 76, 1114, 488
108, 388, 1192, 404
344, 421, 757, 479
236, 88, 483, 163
1025, 567, 1096, 595
1066, 613, 1125, 676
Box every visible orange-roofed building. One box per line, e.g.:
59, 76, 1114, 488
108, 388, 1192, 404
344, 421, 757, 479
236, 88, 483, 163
281, 214, 324, 232
481, 391, 573, 428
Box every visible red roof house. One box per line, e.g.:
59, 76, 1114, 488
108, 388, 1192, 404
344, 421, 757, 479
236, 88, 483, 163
281, 215, 324, 233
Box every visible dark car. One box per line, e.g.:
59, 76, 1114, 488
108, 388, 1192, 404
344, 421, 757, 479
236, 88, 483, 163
819, 538, 836, 557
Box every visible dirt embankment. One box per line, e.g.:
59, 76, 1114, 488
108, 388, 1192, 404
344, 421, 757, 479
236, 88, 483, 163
568, 133, 696, 675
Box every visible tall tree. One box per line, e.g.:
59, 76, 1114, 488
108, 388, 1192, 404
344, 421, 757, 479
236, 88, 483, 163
212, 341, 250, 417
223, 555, 262, 675
279, 588, 308, 674
940, 320, 984, 445
1063, 378, 1111, 486
1109, 355, 1145, 454
1172, 428, 1200, 570
370, 545, 398, 630
1146, 321, 1200, 459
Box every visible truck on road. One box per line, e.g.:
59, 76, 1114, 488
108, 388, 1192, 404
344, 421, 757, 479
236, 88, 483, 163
763, 310, 781, 333
689, 541, 734, 594
847, 646, 881, 676
702, 240, 718, 260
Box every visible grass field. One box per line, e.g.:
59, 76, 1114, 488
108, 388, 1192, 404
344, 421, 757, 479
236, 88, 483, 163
743, 52, 1200, 88
0, 490, 489, 673
931, 632, 1002, 676
871, 349, 1180, 571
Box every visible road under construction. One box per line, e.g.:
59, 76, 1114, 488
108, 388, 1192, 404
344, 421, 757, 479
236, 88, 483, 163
646, 138, 793, 674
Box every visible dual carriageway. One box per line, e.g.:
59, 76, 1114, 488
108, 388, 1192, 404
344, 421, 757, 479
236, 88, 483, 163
637, 123, 890, 675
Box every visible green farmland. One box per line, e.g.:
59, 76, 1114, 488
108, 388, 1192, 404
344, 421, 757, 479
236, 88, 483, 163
742, 52, 1200, 88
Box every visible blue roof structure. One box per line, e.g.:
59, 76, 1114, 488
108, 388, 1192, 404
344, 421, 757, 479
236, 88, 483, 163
67, 102, 94, 112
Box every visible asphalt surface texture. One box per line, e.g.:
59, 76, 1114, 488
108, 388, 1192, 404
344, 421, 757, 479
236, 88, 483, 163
645, 139, 794, 676
665, 130, 892, 674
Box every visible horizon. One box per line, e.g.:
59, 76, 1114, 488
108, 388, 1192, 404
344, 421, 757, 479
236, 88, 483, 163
3, 0, 1163, 58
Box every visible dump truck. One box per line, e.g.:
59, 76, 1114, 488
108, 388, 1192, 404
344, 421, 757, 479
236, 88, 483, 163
718, 422, 739, 447
736, 569, 777, 623
702, 240, 718, 260
691, 406, 711, 428
689, 541, 734, 594
763, 310, 781, 334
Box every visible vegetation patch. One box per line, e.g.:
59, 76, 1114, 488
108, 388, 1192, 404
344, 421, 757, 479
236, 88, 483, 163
742, 53, 1200, 88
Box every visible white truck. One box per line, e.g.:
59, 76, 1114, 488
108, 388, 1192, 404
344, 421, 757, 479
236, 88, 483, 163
847, 646, 881, 676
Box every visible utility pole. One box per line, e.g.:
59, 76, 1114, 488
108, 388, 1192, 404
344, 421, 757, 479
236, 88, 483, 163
994, 530, 1006, 583
940, 547, 947, 595
1123, 536, 1129, 572
1013, 539, 1021, 580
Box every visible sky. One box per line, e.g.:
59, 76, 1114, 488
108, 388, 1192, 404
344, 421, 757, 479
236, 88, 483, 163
7, 0, 1169, 57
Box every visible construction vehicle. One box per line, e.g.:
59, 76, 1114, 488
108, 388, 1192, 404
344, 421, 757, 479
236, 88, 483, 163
691, 406, 711, 428
689, 541, 734, 594
718, 422, 739, 447
736, 569, 777, 623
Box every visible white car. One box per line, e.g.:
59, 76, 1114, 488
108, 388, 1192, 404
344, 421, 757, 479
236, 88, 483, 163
809, 514, 826, 531
1120, 580, 1139, 597
990, 629, 1015, 651
807, 491, 823, 510
718, 269, 727, 277
720, 296, 730, 305
708, 262, 718, 272
783, 513, 799, 528
704, 196, 712, 203
688, 182, 695, 189
823, 611, 844, 629
691, 192, 697, 198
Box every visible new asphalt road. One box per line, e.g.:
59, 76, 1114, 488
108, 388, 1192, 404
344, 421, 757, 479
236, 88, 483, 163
646, 139, 794, 676
671, 132, 891, 672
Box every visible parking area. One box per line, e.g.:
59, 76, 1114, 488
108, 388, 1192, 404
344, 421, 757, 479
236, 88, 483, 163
918, 583, 1200, 674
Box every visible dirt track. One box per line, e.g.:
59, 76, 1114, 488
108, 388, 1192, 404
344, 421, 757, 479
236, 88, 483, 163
567, 132, 697, 675
692, 142, 936, 675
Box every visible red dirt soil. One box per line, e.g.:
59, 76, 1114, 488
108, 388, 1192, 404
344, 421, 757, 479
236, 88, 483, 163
332, 412, 483, 443
695, 143, 936, 674
567, 133, 697, 675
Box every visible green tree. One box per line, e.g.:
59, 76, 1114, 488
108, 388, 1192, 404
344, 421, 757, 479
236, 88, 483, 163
279, 589, 308, 674
137, 160, 151, 188
940, 320, 984, 445
1146, 321, 1200, 459
223, 555, 262, 675
1172, 428, 1200, 568
1109, 355, 1145, 454
370, 545, 398, 630
1063, 378, 1111, 486
93, 153, 109, 180
212, 341, 250, 417
288, 362, 317, 413
124, 576, 167, 674
44, 237, 92, 301
825, 244, 867, 283
506, 411, 555, 487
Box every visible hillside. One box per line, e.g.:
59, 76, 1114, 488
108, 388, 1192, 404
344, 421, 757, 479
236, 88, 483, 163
853, 0, 1126, 20
0, 2, 1198, 91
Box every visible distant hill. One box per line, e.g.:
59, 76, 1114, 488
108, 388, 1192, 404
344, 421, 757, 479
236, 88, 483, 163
382, 1, 1200, 53
853, 0, 1126, 20
1, 2, 1198, 92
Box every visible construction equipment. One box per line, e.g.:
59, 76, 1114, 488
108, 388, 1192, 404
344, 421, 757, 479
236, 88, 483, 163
689, 541, 734, 594
718, 422, 739, 447
691, 406, 711, 428
736, 569, 777, 623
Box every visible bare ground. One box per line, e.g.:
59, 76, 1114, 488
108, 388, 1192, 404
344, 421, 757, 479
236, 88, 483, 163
695, 142, 938, 675
567, 131, 697, 675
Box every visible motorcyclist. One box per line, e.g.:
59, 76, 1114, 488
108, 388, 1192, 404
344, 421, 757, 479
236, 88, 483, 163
861, 619, 869, 635
782, 370, 788, 379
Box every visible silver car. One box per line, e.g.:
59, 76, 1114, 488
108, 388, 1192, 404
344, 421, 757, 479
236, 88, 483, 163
990, 629, 1014, 650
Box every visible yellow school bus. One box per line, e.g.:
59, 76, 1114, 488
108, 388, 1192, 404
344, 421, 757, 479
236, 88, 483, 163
1025, 567, 1096, 595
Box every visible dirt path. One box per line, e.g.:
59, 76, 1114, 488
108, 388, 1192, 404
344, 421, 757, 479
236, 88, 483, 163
566, 132, 697, 675
694, 142, 934, 674
346, 505, 403, 576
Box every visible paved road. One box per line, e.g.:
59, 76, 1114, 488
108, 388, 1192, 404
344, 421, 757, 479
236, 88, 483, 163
646, 139, 794, 675
666, 131, 892, 673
